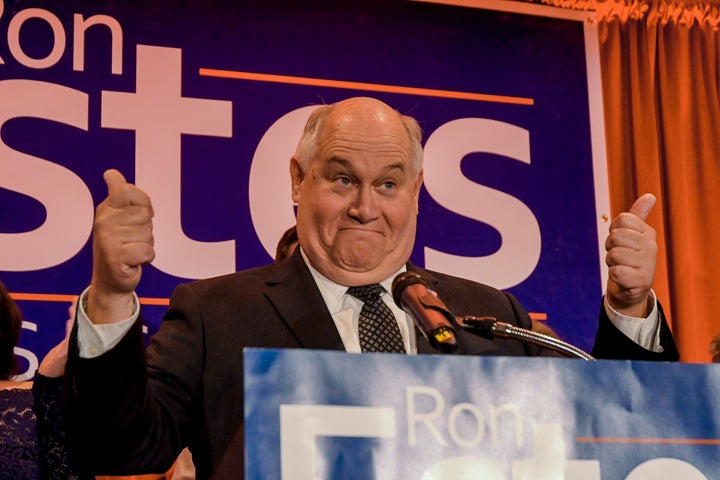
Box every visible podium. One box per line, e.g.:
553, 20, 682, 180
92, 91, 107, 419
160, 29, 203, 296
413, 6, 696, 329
244, 349, 718, 479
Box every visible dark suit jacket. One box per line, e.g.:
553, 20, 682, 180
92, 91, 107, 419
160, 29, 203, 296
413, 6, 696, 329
66, 248, 678, 479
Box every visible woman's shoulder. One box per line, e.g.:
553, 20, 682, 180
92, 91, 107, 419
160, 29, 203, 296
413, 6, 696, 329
0, 381, 34, 412
0, 379, 33, 390
2, 380, 32, 389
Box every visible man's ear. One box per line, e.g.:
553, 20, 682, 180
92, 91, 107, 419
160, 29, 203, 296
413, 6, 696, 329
290, 156, 305, 203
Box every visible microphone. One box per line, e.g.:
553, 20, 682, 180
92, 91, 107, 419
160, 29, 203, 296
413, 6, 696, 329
392, 271, 458, 353
392, 272, 594, 359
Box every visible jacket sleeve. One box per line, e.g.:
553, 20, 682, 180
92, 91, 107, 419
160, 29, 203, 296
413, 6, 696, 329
591, 300, 679, 361
64, 287, 202, 475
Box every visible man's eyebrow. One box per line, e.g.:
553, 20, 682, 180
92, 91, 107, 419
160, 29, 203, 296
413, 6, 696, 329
326, 156, 351, 168
384, 162, 405, 173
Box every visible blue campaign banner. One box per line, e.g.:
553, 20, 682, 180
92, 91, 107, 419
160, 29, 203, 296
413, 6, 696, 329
244, 348, 718, 479
0, 0, 609, 378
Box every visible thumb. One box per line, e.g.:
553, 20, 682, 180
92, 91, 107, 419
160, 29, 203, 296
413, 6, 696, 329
103, 169, 128, 196
628, 193, 657, 221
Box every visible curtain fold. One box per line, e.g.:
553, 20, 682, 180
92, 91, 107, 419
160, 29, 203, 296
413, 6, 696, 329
541, 0, 720, 361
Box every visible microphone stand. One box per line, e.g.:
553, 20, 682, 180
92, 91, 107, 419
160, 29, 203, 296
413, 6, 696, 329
458, 315, 595, 360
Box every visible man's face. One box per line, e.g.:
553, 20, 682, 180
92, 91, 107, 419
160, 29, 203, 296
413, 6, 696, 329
291, 98, 423, 286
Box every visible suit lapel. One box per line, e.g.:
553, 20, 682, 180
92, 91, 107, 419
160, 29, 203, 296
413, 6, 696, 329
262, 256, 443, 354
264, 249, 345, 351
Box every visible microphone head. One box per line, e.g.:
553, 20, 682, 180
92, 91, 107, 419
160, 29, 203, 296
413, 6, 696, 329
392, 271, 458, 353
391, 271, 428, 308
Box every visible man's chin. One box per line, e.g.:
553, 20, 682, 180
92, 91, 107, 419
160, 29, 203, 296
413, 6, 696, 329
334, 256, 406, 286
336, 246, 384, 270
329, 267, 387, 287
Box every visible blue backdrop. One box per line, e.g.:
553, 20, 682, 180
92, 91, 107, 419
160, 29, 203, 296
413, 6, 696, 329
0, 0, 609, 378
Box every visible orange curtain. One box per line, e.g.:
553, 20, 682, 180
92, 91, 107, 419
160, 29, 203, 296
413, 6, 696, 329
541, 0, 720, 362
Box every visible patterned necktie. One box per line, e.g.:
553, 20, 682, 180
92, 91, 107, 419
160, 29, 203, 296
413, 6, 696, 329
347, 284, 405, 353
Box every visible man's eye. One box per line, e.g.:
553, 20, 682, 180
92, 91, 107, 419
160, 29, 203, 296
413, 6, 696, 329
382, 181, 396, 189
336, 177, 351, 186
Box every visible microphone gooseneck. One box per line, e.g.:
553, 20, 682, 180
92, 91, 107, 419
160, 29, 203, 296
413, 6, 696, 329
459, 316, 595, 360
392, 272, 595, 360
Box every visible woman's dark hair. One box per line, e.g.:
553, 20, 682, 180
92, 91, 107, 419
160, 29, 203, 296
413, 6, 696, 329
711, 333, 720, 363
0, 280, 22, 380
275, 225, 299, 263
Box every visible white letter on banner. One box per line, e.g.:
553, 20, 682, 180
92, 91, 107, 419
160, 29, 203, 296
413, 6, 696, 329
102, 45, 234, 279
489, 403, 524, 447
12, 321, 38, 382
7, 8, 65, 69
407, 386, 448, 446
625, 458, 707, 480
447, 402, 485, 447
73, 14, 123, 74
511, 423, 600, 480
422, 118, 541, 290
0, 80, 93, 270
249, 106, 318, 259
421, 456, 505, 480
279, 404, 396, 480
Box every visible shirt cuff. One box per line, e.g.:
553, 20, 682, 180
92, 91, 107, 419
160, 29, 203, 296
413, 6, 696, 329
604, 289, 663, 352
76, 286, 140, 359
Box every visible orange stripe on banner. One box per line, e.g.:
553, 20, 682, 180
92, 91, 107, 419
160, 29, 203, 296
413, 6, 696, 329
10, 292, 170, 306
576, 437, 720, 445
10, 292, 77, 303
198, 68, 535, 106
15, 291, 541, 314
138, 297, 171, 306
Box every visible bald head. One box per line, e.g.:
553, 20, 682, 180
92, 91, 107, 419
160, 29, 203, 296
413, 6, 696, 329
294, 97, 423, 177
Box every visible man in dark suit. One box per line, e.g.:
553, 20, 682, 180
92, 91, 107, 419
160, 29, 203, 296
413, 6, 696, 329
66, 97, 678, 479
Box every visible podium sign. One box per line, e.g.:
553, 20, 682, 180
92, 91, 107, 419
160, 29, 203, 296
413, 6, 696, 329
244, 349, 718, 479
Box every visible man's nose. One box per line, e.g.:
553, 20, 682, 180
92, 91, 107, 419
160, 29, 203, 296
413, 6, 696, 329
348, 186, 379, 222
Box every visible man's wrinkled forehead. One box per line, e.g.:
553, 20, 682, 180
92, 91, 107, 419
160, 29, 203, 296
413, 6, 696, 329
298, 97, 422, 177
319, 107, 412, 150
322, 155, 408, 174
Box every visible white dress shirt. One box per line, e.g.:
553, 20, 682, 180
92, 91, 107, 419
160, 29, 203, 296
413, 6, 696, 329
301, 249, 417, 354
